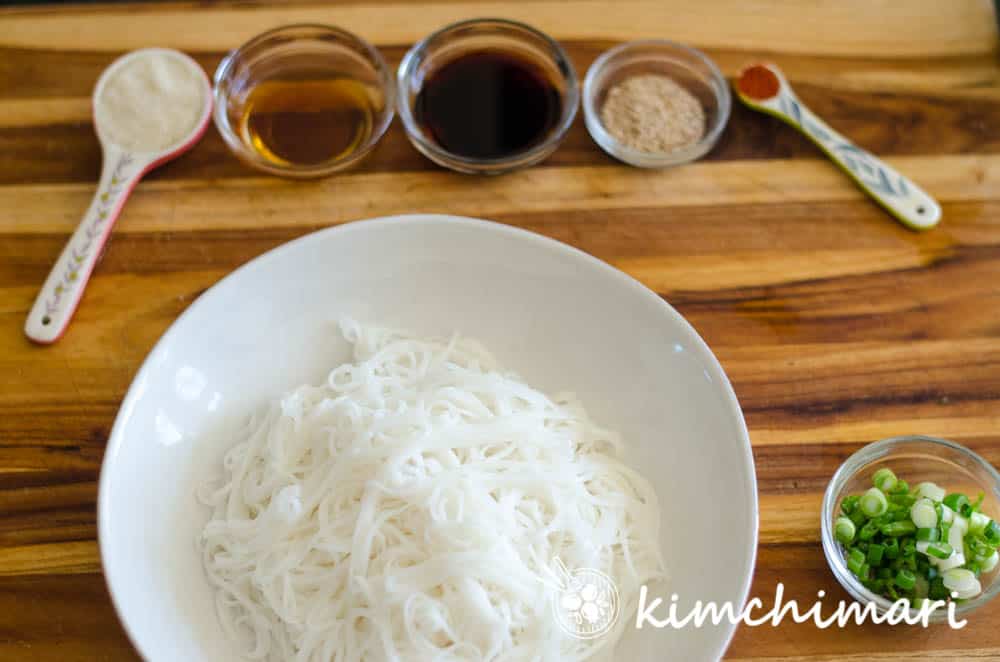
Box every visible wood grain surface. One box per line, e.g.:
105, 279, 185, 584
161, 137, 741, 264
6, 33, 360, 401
2, 0, 1000, 659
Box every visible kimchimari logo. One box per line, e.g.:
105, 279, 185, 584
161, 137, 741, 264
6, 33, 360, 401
550, 558, 621, 639
548, 560, 970, 637
634, 583, 970, 630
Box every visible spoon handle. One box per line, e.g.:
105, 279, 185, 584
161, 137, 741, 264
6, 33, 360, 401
25, 146, 143, 343
738, 68, 941, 231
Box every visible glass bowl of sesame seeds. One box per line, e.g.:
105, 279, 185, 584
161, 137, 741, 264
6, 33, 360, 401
583, 40, 730, 168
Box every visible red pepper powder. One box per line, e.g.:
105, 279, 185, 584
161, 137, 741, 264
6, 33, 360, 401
738, 65, 780, 100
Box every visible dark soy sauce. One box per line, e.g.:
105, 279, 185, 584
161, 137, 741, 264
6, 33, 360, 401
414, 51, 563, 159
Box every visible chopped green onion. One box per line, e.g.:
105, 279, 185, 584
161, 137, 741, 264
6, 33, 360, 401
847, 548, 866, 575
967, 536, 993, 562
943, 567, 976, 591
872, 512, 893, 526
915, 482, 947, 503
943, 568, 981, 599
848, 508, 868, 528
911, 498, 938, 529
916, 527, 940, 542
834, 467, 997, 604
889, 493, 916, 508
942, 522, 965, 570
860, 487, 889, 518
895, 568, 916, 590
954, 584, 982, 600
835, 516, 856, 544
929, 576, 948, 600
926, 542, 953, 559
943, 493, 970, 513
950, 518, 968, 549
970, 512, 991, 536
936, 550, 967, 573
859, 520, 879, 541
882, 521, 916, 537
940, 504, 955, 524
873, 468, 897, 492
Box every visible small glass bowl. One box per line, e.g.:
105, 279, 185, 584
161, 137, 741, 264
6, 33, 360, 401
397, 18, 579, 174
583, 40, 730, 168
213, 24, 394, 178
821, 435, 1000, 621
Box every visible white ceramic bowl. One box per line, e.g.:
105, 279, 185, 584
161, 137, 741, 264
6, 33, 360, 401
99, 215, 757, 661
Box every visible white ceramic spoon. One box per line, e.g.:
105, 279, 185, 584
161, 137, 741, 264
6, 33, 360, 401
735, 62, 941, 231
25, 48, 212, 344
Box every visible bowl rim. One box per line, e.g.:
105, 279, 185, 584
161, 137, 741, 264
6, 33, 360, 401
98, 214, 758, 660
821, 434, 1000, 620
395, 17, 580, 173
582, 39, 731, 168
211, 22, 396, 178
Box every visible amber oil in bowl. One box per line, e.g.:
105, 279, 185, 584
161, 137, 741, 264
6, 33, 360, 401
213, 24, 394, 178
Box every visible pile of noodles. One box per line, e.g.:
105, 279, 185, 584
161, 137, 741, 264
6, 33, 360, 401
200, 320, 665, 661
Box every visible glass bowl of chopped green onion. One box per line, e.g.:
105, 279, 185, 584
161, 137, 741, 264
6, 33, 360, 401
822, 435, 1000, 621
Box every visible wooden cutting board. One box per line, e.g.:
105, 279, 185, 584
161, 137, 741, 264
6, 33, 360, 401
2, 0, 999, 659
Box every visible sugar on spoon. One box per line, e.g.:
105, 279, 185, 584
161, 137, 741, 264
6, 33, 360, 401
734, 62, 941, 232
25, 48, 212, 344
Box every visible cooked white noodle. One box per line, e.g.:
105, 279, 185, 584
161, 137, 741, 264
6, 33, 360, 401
200, 320, 665, 661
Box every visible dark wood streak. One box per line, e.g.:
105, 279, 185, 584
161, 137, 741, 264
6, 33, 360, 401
3, 200, 999, 282
753, 439, 1000, 494
0, 574, 138, 660
1, 43, 999, 184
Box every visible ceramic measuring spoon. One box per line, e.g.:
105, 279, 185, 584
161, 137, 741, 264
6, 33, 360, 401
25, 48, 212, 344
734, 63, 941, 231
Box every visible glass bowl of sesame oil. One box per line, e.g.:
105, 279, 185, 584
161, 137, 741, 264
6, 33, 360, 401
213, 24, 394, 178
583, 40, 730, 168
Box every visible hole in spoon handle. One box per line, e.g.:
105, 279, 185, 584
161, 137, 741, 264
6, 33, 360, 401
778, 92, 942, 231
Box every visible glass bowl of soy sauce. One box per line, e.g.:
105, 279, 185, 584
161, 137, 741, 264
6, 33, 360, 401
397, 18, 579, 174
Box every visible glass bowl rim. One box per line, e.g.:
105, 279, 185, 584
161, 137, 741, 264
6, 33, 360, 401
582, 38, 731, 168
395, 17, 580, 170
211, 22, 396, 178
821, 434, 1000, 620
